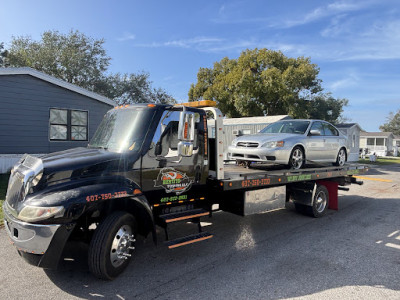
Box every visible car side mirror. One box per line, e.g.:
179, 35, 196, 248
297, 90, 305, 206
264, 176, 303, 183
309, 129, 321, 136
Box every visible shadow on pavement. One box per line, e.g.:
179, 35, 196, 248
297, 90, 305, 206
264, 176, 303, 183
43, 195, 400, 299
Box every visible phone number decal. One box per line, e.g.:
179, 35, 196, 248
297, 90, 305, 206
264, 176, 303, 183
86, 191, 128, 202
241, 178, 271, 188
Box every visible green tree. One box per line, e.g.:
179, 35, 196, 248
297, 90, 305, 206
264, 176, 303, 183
189, 48, 347, 122
97, 73, 176, 105
3, 30, 175, 104
380, 110, 400, 135
0, 42, 8, 66
303, 93, 349, 124
5, 30, 110, 91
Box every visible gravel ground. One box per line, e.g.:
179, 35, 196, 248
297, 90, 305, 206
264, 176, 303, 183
0, 163, 399, 299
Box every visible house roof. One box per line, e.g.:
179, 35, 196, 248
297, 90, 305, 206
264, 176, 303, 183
360, 131, 395, 138
223, 115, 291, 125
335, 123, 363, 131
0, 67, 115, 106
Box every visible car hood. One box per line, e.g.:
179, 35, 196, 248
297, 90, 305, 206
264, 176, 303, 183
234, 133, 302, 144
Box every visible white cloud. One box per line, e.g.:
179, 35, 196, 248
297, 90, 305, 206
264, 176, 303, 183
329, 73, 359, 90
274, 0, 374, 28
335, 19, 400, 60
136, 36, 224, 49
117, 32, 136, 42
134, 35, 303, 55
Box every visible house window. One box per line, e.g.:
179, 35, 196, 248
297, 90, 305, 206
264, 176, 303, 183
49, 108, 88, 141
352, 134, 356, 148
376, 138, 385, 146
367, 138, 375, 146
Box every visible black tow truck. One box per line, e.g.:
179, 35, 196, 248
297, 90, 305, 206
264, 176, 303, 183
3, 100, 367, 280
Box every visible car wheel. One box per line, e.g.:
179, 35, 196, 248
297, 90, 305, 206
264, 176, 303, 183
288, 146, 305, 170
88, 211, 137, 280
334, 148, 346, 166
309, 185, 329, 218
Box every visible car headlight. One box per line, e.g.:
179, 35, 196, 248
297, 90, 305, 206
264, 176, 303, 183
263, 141, 285, 148
18, 205, 64, 222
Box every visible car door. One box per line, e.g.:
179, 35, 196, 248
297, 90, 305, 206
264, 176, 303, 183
322, 123, 340, 161
306, 121, 326, 161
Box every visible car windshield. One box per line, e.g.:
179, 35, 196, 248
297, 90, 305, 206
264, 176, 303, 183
89, 108, 156, 153
260, 121, 310, 134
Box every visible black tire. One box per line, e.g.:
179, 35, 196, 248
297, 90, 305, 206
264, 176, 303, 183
288, 146, 305, 170
309, 185, 329, 218
88, 211, 137, 280
334, 148, 347, 166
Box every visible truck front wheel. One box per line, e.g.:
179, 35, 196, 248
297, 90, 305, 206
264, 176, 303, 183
88, 211, 137, 280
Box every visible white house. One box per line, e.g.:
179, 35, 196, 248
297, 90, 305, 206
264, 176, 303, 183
360, 132, 395, 157
336, 123, 362, 162
393, 135, 400, 156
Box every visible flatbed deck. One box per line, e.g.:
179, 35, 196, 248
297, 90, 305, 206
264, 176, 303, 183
211, 163, 368, 191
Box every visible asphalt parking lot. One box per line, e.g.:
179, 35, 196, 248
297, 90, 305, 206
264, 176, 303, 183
0, 163, 399, 300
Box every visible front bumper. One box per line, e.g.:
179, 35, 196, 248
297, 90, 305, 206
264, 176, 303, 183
227, 145, 291, 164
3, 203, 75, 269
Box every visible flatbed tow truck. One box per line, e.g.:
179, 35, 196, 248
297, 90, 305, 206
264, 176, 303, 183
3, 100, 367, 280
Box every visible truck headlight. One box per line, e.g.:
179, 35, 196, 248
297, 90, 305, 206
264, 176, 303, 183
18, 205, 64, 222
31, 172, 43, 186
263, 141, 285, 148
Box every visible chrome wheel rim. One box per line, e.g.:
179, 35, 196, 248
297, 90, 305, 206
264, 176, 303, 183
338, 149, 346, 166
315, 191, 327, 213
291, 149, 303, 169
110, 225, 135, 268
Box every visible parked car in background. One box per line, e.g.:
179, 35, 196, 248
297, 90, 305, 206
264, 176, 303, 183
227, 119, 348, 169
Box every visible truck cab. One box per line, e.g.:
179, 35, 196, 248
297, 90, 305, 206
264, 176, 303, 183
4, 101, 220, 280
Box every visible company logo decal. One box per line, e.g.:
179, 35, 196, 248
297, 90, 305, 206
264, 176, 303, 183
154, 168, 194, 195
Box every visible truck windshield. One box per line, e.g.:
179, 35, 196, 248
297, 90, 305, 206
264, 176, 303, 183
89, 108, 156, 153
260, 121, 310, 134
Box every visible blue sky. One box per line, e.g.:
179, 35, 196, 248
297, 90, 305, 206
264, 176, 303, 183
1, 0, 399, 131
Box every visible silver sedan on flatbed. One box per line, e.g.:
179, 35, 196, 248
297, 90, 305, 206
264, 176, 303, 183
227, 119, 348, 169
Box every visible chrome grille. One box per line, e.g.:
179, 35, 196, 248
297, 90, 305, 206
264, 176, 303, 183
6, 172, 25, 206
237, 142, 259, 148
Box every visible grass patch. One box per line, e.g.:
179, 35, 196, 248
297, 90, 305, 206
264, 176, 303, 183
359, 157, 400, 165
0, 174, 10, 227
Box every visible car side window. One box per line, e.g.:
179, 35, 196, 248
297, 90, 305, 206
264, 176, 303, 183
323, 123, 339, 136
310, 122, 324, 135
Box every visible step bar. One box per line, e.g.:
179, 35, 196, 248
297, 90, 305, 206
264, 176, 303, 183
166, 232, 213, 249
159, 208, 210, 224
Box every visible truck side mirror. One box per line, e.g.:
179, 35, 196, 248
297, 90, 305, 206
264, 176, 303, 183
178, 111, 195, 141
178, 141, 194, 157
155, 142, 162, 156
178, 111, 195, 156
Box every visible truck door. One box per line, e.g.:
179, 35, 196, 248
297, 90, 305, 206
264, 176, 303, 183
140, 108, 207, 205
